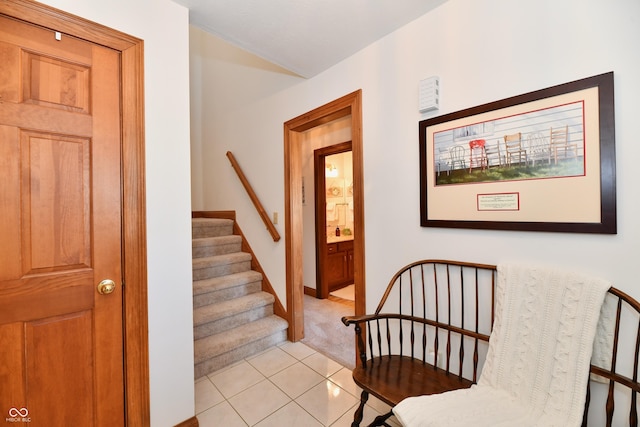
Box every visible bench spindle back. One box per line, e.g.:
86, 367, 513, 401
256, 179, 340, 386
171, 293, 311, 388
582, 286, 640, 427
344, 259, 640, 427
362, 260, 496, 383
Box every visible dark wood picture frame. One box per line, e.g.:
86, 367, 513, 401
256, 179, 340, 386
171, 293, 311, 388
419, 72, 616, 234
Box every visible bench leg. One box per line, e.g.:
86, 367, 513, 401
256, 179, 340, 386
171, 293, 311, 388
351, 390, 369, 427
367, 410, 393, 427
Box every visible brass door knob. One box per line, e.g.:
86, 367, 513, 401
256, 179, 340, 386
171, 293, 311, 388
97, 279, 116, 295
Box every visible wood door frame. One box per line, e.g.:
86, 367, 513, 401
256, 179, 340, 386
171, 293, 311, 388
314, 141, 352, 300
0, 1, 150, 424
284, 90, 364, 342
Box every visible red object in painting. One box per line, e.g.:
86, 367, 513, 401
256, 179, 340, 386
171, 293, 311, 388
469, 139, 485, 149
469, 139, 487, 172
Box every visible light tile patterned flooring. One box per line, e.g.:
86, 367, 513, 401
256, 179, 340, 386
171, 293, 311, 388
195, 341, 401, 426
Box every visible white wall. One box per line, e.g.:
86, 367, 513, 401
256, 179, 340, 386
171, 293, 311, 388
191, 1, 639, 423
189, 26, 304, 298
37, 0, 195, 425
191, 0, 640, 315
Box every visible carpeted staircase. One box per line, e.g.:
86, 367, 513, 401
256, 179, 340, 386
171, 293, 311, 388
192, 217, 288, 378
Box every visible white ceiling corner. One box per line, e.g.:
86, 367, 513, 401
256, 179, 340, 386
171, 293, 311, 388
171, 0, 448, 78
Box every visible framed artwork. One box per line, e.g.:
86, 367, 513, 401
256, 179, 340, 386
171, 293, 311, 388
326, 179, 344, 197
419, 72, 616, 234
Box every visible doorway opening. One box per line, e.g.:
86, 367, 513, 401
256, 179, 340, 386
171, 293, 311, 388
314, 141, 353, 300
283, 90, 364, 352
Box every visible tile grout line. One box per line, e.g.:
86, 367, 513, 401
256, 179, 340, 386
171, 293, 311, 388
195, 341, 393, 426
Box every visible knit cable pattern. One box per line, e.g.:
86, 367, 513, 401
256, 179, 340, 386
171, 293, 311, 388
394, 264, 610, 427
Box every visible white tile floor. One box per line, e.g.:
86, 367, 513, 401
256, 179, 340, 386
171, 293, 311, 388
195, 341, 402, 427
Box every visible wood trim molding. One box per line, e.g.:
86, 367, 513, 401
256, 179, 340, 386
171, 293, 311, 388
120, 31, 150, 427
236, 225, 287, 318
0, 1, 150, 424
192, 210, 236, 221
284, 90, 365, 343
174, 416, 199, 427
0, 0, 141, 49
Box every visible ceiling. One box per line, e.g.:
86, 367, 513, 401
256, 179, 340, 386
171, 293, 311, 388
171, 0, 448, 78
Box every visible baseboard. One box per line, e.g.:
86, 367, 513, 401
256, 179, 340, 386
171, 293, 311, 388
192, 210, 235, 220
174, 415, 199, 427
304, 286, 317, 297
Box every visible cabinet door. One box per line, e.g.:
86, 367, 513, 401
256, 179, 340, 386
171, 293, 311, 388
338, 241, 355, 284
326, 247, 347, 287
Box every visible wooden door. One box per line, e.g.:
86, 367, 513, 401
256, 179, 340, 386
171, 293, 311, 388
313, 141, 352, 299
0, 14, 125, 426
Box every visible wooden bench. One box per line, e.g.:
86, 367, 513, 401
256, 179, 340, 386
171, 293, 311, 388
342, 260, 640, 427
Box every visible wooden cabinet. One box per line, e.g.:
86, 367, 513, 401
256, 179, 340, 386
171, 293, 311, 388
326, 239, 354, 292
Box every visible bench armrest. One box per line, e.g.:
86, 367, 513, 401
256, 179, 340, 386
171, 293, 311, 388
341, 314, 377, 326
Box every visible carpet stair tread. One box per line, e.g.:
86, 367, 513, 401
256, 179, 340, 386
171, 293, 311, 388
192, 252, 252, 280
194, 315, 288, 364
192, 235, 242, 258
193, 292, 274, 326
193, 270, 263, 296
191, 216, 288, 375
192, 218, 234, 239
192, 252, 252, 268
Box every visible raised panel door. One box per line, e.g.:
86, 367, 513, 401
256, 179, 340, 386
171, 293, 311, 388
0, 14, 124, 426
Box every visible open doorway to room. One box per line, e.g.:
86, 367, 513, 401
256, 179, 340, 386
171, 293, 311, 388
295, 140, 355, 368
283, 91, 364, 369
314, 142, 354, 300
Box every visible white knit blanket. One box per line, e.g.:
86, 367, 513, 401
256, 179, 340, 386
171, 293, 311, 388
393, 264, 611, 427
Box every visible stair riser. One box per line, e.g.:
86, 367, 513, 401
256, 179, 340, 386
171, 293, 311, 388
194, 330, 287, 378
192, 242, 242, 258
194, 305, 274, 340
191, 217, 289, 378
194, 281, 262, 308
193, 261, 251, 281
192, 224, 233, 239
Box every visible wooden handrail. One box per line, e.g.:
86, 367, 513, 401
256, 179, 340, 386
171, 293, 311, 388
226, 151, 281, 242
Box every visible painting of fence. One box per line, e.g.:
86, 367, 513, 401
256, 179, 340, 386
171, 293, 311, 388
419, 72, 616, 234
434, 101, 585, 185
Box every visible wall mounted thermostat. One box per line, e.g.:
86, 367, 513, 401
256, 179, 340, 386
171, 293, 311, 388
419, 76, 439, 112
